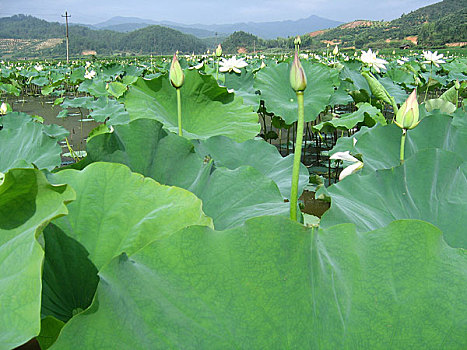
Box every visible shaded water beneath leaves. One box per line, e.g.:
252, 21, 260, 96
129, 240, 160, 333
8, 95, 100, 158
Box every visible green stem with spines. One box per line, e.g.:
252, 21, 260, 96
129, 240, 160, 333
176, 88, 182, 136
400, 128, 407, 164
290, 91, 305, 221
423, 63, 432, 102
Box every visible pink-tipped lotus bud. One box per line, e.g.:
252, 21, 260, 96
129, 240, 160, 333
169, 53, 184, 88
290, 51, 307, 92
395, 89, 420, 130
216, 44, 222, 57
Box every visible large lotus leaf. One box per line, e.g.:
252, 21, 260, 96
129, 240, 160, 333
321, 149, 467, 248
194, 166, 289, 230
122, 70, 260, 141
313, 103, 384, 132
386, 67, 416, 88
0, 113, 65, 172
254, 61, 337, 123
87, 97, 130, 125
37, 316, 64, 350
377, 76, 408, 105
78, 78, 109, 97
41, 223, 99, 323
194, 135, 308, 199
0, 169, 74, 350
51, 162, 213, 270
52, 217, 467, 349
223, 69, 259, 109
85, 119, 210, 191
83, 119, 293, 229
352, 114, 467, 172
340, 65, 370, 91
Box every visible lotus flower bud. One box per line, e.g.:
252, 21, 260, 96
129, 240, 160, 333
216, 44, 222, 57
289, 51, 307, 92
333, 45, 339, 55
395, 89, 419, 130
169, 53, 184, 88
362, 71, 391, 104
0, 102, 7, 115
294, 36, 301, 46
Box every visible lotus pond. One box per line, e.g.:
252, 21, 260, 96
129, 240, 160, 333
1, 48, 467, 349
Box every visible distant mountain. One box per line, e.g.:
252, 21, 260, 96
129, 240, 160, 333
309, 0, 467, 48
188, 15, 343, 39
91, 16, 219, 38
91, 15, 342, 39
0, 15, 207, 58
93, 16, 159, 28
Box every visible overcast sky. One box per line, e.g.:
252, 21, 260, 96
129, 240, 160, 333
0, 0, 440, 25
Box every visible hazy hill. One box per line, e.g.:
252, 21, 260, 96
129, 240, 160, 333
90, 15, 342, 39
0, 15, 207, 58
190, 15, 342, 39
90, 16, 219, 38
309, 0, 467, 49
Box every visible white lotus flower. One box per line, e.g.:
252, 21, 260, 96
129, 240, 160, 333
219, 56, 248, 73
422, 50, 445, 67
189, 61, 204, 70
330, 151, 363, 180
34, 64, 43, 71
360, 49, 388, 73
84, 70, 96, 79
0, 102, 8, 115
397, 57, 409, 65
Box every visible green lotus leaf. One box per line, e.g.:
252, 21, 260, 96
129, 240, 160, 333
0, 113, 65, 173
122, 70, 260, 141
107, 81, 127, 98
85, 118, 211, 190
424, 98, 457, 114
37, 316, 64, 350
254, 61, 337, 123
377, 76, 408, 105
313, 103, 384, 132
78, 78, 109, 97
52, 217, 467, 349
223, 69, 259, 109
41, 223, 99, 322
83, 119, 293, 229
193, 166, 289, 230
51, 162, 213, 270
87, 97, 130, 125
194, 135, 308, 199
350, 114, 467, 172
321, 149, 467, 248
0, 169, 74, 350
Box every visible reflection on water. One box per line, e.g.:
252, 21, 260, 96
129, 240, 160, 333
10, 95, 100, 156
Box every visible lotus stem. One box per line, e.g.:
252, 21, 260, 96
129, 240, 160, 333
290, 91, 305, 221
176, 88, 182, 136
423, 63, 432, 102
390, 96, 398, 116
400, 129, 407, 164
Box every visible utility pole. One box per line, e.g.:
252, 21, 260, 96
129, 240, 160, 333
62, 11, 71, 64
